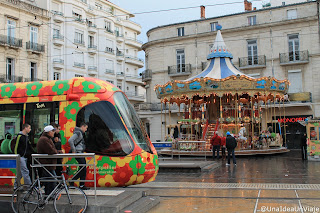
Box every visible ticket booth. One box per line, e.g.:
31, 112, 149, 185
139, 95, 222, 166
306, 120, 320, 161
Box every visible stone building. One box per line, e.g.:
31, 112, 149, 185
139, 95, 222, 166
0, 0, 49, 83
140, 0, 319, 149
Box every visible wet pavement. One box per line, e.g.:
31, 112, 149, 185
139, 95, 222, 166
130, 150, 320, 213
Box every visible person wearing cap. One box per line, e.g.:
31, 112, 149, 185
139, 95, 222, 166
210, 131, 221, 160
226, 131, 237, 166
36, 125, 60, 195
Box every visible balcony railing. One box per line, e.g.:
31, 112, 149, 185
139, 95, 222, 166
53, 34, 64, 40
115, 32, 123, 37
239, 55, 266, 68
116, 72, 124, 76
24, 78, 43, 82
88, 66, 97, 71
141, 69, 152, 81
80, 0, 87, 4
134, 103, 180, 111
168, 64, 192, 76
53, 58, 64, 64
116, 51, 124, 56
125, 92, 145, 99
0, 74, 23, 83
74, 62, 85, 68
26, 42, 45, 52
105, 28, 113, 34
125, 56, 144, 63
126, 37, 143, 44
279, 50, 309, 64
105, 69, 114, 74
52, 10, 64, 16
88, 23, 97, 28
74, 17, 85, 23
74, 39, 85, 45
88, 44, 97, 49
105, 47, 114, 54
0, 35, 22, 48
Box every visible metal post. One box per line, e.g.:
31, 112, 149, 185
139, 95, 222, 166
161, 101, 163, 141
94, 155, 97, 203
164, 102, 167, 140
283, 100, 287, 147
189, 99, 192, 140
251, 96, 254, 147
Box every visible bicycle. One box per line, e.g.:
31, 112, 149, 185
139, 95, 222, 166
11, 166, 88, 213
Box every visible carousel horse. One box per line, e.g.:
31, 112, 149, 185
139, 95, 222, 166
238, 127, 247, 148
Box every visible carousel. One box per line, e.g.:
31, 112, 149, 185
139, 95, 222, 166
154, 25, 290, 156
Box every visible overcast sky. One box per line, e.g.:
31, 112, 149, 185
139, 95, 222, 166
111, 0, 264, 43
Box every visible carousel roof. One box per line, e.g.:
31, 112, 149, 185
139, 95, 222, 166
187, 25, 252, 81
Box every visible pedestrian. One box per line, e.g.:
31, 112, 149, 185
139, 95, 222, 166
51, 122, 63, 176
210, 131, 221, 160
220, 134, 226, 160
300, 133, 307, 160
226, 131, 237, 166
36, 125, 60, 195
68, 122, 89, 190
14, 123, 32, 189
173, 125, 179, 139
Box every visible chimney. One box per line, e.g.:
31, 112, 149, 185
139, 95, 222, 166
244, 0, 252, 11
200, 5, 205, 19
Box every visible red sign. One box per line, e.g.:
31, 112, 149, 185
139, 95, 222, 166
277, 117, 307, 123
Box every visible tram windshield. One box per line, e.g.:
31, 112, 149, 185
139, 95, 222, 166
76, 92, 152, 156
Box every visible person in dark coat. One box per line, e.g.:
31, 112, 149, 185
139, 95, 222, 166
226, 132, 237, 166
51, 122, 63, 176
210, 132, 221, 160
300, 133, 307, 160
173, 126, 179, 139
37, 125, 59, 195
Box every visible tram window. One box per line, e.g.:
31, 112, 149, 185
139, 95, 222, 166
0, 104, 23, 140
113, 92, 153, 153
76, 101, 135, 156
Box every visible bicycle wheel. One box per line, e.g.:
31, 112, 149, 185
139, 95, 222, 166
54, 186, 87, 213
12, 186, 39, 213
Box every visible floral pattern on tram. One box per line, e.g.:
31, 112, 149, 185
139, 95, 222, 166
0, 77, 158, 187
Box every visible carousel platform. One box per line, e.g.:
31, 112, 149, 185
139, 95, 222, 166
158, 147, 289, 157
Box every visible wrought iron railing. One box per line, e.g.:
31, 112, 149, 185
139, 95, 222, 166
168, 64, 192, 75
53, 58, 64, 64
26, 41, 45, 52
126, 37, 143, 44
88, 66, 97, 71
24, 78, 43, 82
125, 56, 144, 63
134, 103, 180, 111
74, 62, 85, 68
88, 23, 97, 28
53, 34, 64, 40
0, 35, 22, 48
74, 17, 85, 23
279, 50, 309, 64
74, 39, 85, 45
239, 55, 266, 67
80, 0, 87, 4
141, 69, 152, 81
115, 31, 123, 37
52, 10, 64, 16
116, 51, 124, 56
105, 28, 113, 34
116, 72, 124, 76
125, 92, 145, 99
105, 47, 114, 54
0, 74, 23, 83
88, 44, 97, 49
105, 69, 114, 74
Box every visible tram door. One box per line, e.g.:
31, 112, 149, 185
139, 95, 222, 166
25, 102, 59, 152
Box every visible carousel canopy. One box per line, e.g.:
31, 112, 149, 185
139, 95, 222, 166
154, 25, 289, 101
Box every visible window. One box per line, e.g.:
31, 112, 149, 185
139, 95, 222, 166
7, 19, 16, 39
6, 58, 14, 82
247, 40, 258, 65
72, 11, 82, 20
30, 62, 37, 81
76, 99, 136, 156
248, 73, 260, 78
0, 104, 23, 141
53, 27, 60, 37
288, 34, 300, 61
106, 39, 113, 52
74, 51, 84, 64
30, 26, 38, 44
115, 26, 120, 36
53, 72, 61, 80
106, 59, 114, 72
248, 16, 256, 26
75, 31, 84, 44
75, 74, 84, 77
288, 70, 302, 93
105, 21, 111, 32
177, 27, 184, 36
88, 35, 94, 47
210, 22, 218, 32
287, 9, 297, 20
176, 49, 185, 72
95, 3, 102, 10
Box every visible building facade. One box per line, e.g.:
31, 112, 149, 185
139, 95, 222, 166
34, 0, 145, 104
0, 0, 49, 83
140, 1, 319, 149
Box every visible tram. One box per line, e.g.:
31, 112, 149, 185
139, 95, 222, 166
0, 77, 158, 187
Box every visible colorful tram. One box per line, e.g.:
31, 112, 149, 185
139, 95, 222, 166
0, 77, 158, 187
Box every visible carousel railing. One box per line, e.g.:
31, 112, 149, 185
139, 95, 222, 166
178, 141, 207, 161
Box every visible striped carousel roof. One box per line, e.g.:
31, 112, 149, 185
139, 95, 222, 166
186, 25, 252, 81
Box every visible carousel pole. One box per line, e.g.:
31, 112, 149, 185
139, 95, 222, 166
235, 93, 238, 134
251, 96, 254, 146
220, 96, 223, 120
189, 99, 192, 140
169, 101, 171, 136
274, 96, 276, 134
164, 101, 167, 140
283, 99, 287, 147
161, 101, 163, 141
265, 95, 268, 131
259, 101, 261, 134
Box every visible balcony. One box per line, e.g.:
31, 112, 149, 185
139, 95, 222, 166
88, 24, 97, 34
126, 74, 144, 85
0, 35, 22, 48
168, 64, 192, 77
53, 58, 64, 69
116, 51, 124, 61
116, 72, 124, 79
74, 17, 85, 24
105, 28, 113, 35
123, 20, 141, 34
134, 102, 180, 111
88, 45, 97, 54
26, 42, 45, 53
74, 39, 85, 46
74, 62, 85, 69
53, 34, 64, 46
0, 74, 23, 83
125, 92, 145, 102
239, 55, 266, 69
80, 0, 87, 4
52, 11, 64, 23
88, 66, 97, 76
24, 78, 43, 82
105, 69, 114, 75
125, 56, 144, 68
105, 47, 114, 55
280, 50, 309, 65
115, 32, 124, 42
141, 69, 152, 82
125, 37, 143, 49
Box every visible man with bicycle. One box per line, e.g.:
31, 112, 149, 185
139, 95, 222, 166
68, 122, 89, 190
